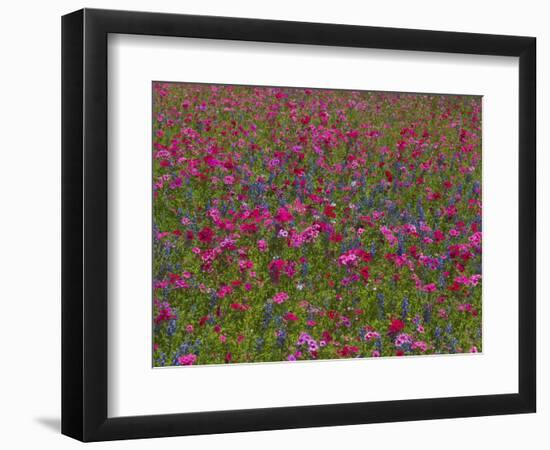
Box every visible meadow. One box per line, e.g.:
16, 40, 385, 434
152, 82, 482, 366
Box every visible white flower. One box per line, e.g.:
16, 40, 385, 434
278, 229, 288, 238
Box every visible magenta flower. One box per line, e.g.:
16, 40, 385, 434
177, 354, 197, 366
273, 292, 289, 304
422, 283, 437, 293
257, 239, 268, 252
275, 207, 293, 223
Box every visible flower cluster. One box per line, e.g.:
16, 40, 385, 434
152, 82, 482, 366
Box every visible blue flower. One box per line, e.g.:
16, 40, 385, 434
377, 293, 385, 320
401, 297, 410, 320
167, 318, 177, 336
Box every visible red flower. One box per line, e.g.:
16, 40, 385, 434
356, 249, 372, 262
322, 331, 333, 343
388, 318, 405, 334
240, 223, 257, 233
448, 282, 461, 292
385, 170, 393, 183
284, 312, 299, 321
338, 345, 359, 357
329, 233, 343, 243
198, 226, 214, 243
359, 266, 370, 282
324, 205, 337, 218
230, 303, 250, 311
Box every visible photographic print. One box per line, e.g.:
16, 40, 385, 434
152, 82, 482, 367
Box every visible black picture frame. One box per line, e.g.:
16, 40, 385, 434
62, 8, 536, 442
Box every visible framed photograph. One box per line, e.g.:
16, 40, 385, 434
61, 8, 536, 442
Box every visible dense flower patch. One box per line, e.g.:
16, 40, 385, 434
152, 82, 482, 366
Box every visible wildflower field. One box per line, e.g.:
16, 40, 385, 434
152, 82, 482, 367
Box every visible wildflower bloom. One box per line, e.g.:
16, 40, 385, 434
365, 331, 381, 341
257, 239, 268, 252
275, 207, 293, 223
198, 227, 214, 243
284, 312, 299, 321
388, 319, 406, 335
272, 292, 289, 304
223, 175, 235, 185
394, 333, 413, 347
411, 341, 428, 352
177, 354, 197, 366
